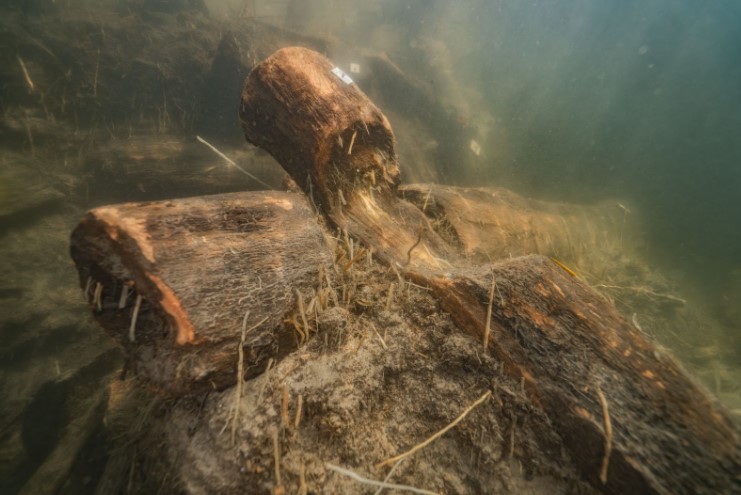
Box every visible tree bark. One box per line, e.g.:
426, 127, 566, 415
239, 46, 740, 494
70, 191, 333, 395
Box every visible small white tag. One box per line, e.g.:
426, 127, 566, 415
331, 66, 354, 85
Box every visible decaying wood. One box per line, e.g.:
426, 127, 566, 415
239, 47, 740, 494
240, 46, 455, 274
434, 257, 740, 494
401, 183, 627, 268
70, 191, 332, 395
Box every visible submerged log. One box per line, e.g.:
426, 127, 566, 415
433, 258, 740, 494
70, 191, 332, 395
239, 47, 740, 494
240, 46, 455, 273
401, 183, 628, 267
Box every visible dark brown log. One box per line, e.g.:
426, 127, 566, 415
240, 46, 455, 273
239, 47, 741, 494
70, 191, 332, 395
432, 258, 740, 494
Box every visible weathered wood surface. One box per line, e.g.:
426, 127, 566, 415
239, 47, 741, 494
401, 183, 627, 266
433, 259, 740, 494
70, 191, 332, 395
240, 46, 456, 274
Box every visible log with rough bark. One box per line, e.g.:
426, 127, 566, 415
239, 46, 741, 494
70, 190, 332, 395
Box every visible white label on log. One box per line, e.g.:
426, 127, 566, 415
331, 66, 354, 85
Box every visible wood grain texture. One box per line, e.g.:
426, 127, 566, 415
432, 257, 740, 494
70, 191, 332, 395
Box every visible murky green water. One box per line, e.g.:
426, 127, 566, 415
1, 1, 739, 493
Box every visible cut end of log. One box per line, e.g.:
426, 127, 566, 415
239, 46, 400, 212
70, 191, 333, 395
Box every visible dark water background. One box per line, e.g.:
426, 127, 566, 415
1, 0, 739, 492
354, 0, 741, 316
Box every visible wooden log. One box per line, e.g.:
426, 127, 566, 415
432, 258, 740, 494
70, 191, 332, 395
239, 47, 741, 494
401, 183, 628, 267
240, 46, 455, 273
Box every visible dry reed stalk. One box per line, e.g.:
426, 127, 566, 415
118, 284, 130, 309
483, 272, 496, 349
16, 55, 34, 93
347, 130, 357, 155
230, 310, 250, 445
128, 294, 142, 343
596, 385, 612, 484
280, 384, 290, 428
298, 461, 307, 495
374, 459, 404, 495
196, 135, 272, 188
296, 289, 310, 339
273, 430, 284, 495
83, 276, 92, 302
257, 358, 275, 404
294, 394, 303, 430
376, 390, 492, 468
93, 282, 103, 312
326, 464, 438, 495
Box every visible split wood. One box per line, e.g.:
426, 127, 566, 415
376, 390, 492, 468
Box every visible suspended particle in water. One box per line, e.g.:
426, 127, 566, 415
638, 45, 650, 56
469, 139, 481, 157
